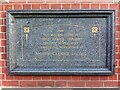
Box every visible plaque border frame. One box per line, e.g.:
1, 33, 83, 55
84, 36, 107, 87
6, 10, 116, 75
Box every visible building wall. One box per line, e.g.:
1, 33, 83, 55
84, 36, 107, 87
0, 0, 120, 88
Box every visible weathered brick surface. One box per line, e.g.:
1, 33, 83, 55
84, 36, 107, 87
0, 2, 120, 87
8, 0, 115, 3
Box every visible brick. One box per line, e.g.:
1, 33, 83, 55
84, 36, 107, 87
100, 4, 108, 9
9, 0, 26, 3
2, 67, 7, 73
2, 81, 19, 86
1, 40, 6, 46
0, 68, 1, 73
23, 4, 31, 10
68, 81, 85, 87
119, 61, 120, 66
32, 4, 40, 9
59, 76, 72, 80
0, 5, 3, 10
71, 4, 80, 9
4, 47, 6, 52
0, 47, 4, 52
41, 76, 51, 80
91, 4, 99, 9
116, 53, 120, 59
51, 4, 61, 9
46, 0, 57, 3
116, 18, 119, 25
0, 12, 6, 18
81, 76, 90, 80
4, 5, 12, 10
0, 26, 6, 32
33, 76, 42, 80
116, 60, 119, 65
115, 68, 120, 73
2, 19, 6, 25
28, 0, 45, 3
0, 74, 5, 80
41, 4, 49, 9
2, 33, 6, 39
6, 75, 14, 80
76, 0, 113, 3
58, 0, 75, 3
13, 76, 23, 80
109, 4, 119, 10
118, 74, 120, 80
119, 82, 120, 87
0, 19, 3, 25
1, 54, 6, 59
0, 33, 6, 39
14, 4, 23, 10
20, 81, 37, 87
109, 75, 117, 80
81, 4, 89, 9
0, 74, 4, 80
22, 76, 33, 80
0, 47, 6, 53
104, 81, 118, 87
90, 76, 99, 80
116, 25, 120, 31
55, 81, 67, 87
3, 61, 6, 66
0, 61, 6, 67
116, 39, 120, 45
86, 82, 103, 87
115, 68, 118, 73
0, 19, 5, 25
0, 81, 1, 86
62, 4, 70, 9
116, 32, 120, 39
116, 11, 119, 18
71, 76, 81, 80
0, 61, 2, 66
37, 81, 54, 87
118, 11, 120, 17
116, 61, 119, 66
51, 76, 60, 80
0, 61, 4, 67
0, 12, 2, 17
0, 33, 2, 39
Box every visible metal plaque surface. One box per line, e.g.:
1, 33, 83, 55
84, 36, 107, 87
6, 10, 115, 75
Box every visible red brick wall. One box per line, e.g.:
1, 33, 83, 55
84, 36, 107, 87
0, 0, 120, 87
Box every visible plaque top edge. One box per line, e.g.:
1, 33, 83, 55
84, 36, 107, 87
6, 9, 116, 14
